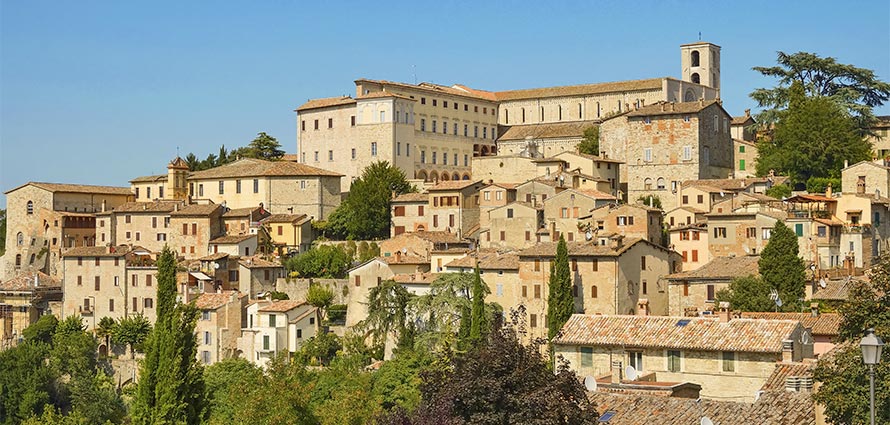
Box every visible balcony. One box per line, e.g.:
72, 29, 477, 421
789, 210, 832, 219
79, 305, 94, 315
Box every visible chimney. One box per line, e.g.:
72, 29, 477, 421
637, 299, 650, 316
611, 361, 623, 384
782, 339, 794, 363
661, 103, 665, 112
810, 302, 820, 317
174, 203, 179, 212
718, 301, 731, 323
102, 200, 107, 212
825, 183, 832, 198
395, 250, 402, 262
745, 108, 751, 118
844, 159, 849, 168
391, 190, 397, 200
785, 376, 800, 392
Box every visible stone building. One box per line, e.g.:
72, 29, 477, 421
129, 157, 190, 202
445, 251, 521, 318
553, 313, 810, 402
168, 203, 225, 260
95, 201, 181, 253
706, 209, 786, 259
390, 192, 429, 236
866, 115, 890, 159
240, 300, 317, 368
730, 109, 756, 142
481, 202, 542, 250
668, 223, 710, 271
237, 256, 286, 298
478, 183, 518, 229
3, 182, 133, 279
665, 255, 759, 316
221, 206, 270, 236
581, 203, 664, 244
0, 271, 61, 347
194, 291, 247, 365
541, 188, 617, 242
599, 100, 734, 210
426, 180, 485, 235
262, 213, 313, 256
734, 139, 758, 179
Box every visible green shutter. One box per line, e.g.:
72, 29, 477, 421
739, 145, 746, 153
795, 223, 804, 237
739, 159, 746, 171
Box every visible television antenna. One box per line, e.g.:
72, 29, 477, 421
583, 376, 598, 392
624, 366, 637, 381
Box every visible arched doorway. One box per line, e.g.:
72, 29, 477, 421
452, 173, 460, 180
417, 170, 428, 182
440, 173, 450, 181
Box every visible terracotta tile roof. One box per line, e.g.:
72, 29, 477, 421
405, 231, 465, 244
482, 182, 520, 190
5, 181, 133, 196
0, 271, 61, 291
355, 91, 415, 101
189, 158, 342, 180
279, 153, 300, 162
625, 100, 721, 118
258, 299, 306, 313
289, 307, 318, 324
261, 213, 309, 224
193, 291, 243, 310
785, 194, 836, 203
574, 189, 618, 200
295, 96, 356, 112
169, 203, 223, 217
494, 78, 664, 101
588, 391, 815, 425
109, 201, 181, 213
62, 245, 131, 258
553, 314, 801, 353
428, 180, 483, 191
445, 251, 520, 270
666, 256, 760, 281
355, 79, 498, 102
129, 174, 167, 183
199, 252, 229, 261
759, 362, 815, 391
210, 234, 256, 244
498, 120, 600, 141
222, 206, 268, 218
732, 115, 756, 125
392, 272, 439, 284
382, 254, 428, 265
238, 256, 282, 268
518, 238, 643, 258
811, 277, 856, 301
392, 192, 429, 203
741, 312, 841, 336
682, 176, 788, 191
555, 151, 625, 163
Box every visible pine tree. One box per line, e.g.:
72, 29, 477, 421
547, 235, 574, 340
468, 264, 486, 345
132, 246, 206, 424
758, 221, 806, 311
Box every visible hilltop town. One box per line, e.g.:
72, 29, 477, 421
1, 41, 889, 424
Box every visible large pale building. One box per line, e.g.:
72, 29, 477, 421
296, 42, 721, 192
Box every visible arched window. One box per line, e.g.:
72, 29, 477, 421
591, 285, 597, 298
26, 201, 33, 215
17, 232, 23, 246
15, 254, 21, 267
29, 254, 35, 264
462, 174, 470, 180
644, 178, 653, 190
691, 73, 700, 84
452, 173, 460, 181
440, 173, 450, 181
684, 89, 697, 102
691, 50, 700, 67
657, 178, 666, 190
416, 170, 428, 181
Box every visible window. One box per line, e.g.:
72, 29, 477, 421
94, 276, 101, 291
202, 351, 211, 364
746, 227, 757, 238
421, 97, 426, 105
817, 226, 827, 237
697, 194, 703, 203
269, 314, 276, 327
722, 351, 735, 372
667, 350, 681, 372
506, 208, 514, 218
657, 178, 666, 190
26, 200, 33, 214
454, 123, 458, 135
314, 119, 319, 130
739, 159, 746, 171
534, 285, 541, 298
328, 150, 333, 161
253, 179, 259, 193
464, 124, 468, 136
707, 284, 716, 301
297, 329, 303, 339
204, 331, 212, 345
371, 142, 377, 156
682, 195, 689, 204
442, 121, 447, 134
351, 115, 356, 126
328, 118, 333, 128
262, 335, 270, 351
644, 148, 652, 162
580, 347, 594, 367
202, 311, 211, 321
713, 227, 727, 238
628, 351, 643, 372
432, 120, 437, 133
762, 228, 772, 240
529, 314, 537, 328
682, 146, 692, 161
795, 223, 804, 237
421, 119, 426, 131
692, 250, 699, 262
420, 151, 426, 164
641, 256, 646, 270
314, 151, 319, 161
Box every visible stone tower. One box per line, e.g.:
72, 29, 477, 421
680, 42, 721, 91
166, 157, 190, 200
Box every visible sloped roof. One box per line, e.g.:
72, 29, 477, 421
295, 96, 356, 111
760, 362, 815, 392
382, 254, 428, 265
5, 181, 133, 196
0, 271, 61, 291
210, 234, 256, 244
193, 291, 243, 310
262, 213, 310, 224
682, 176, 788, 191
518, 238, 644, 258
392, 272, 439, 284
498, 120, 599, 141
554, 150, 624, 163
428, 180, 483, 191
258, 300, 306, 313
445, 251, 520, 270
238, 256, 282, 268
392, 192, 429, 203
355, 79, 498, 101
199, 252, 229, 261
553, 314, 800, 353
62, 245, 131, 258
108, 201, 181, 213
666, 256, 760, 281
129, 174, 167, 183
495, 78, 664, 101
222, 206, 268, 218
356, 91, 415, 101
189, 158, 342, 180
740, 312, 841, 336
169, 203, 223, 217
625, 100, 721, 118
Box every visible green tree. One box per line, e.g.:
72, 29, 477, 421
284, 244, 352, 278
111, 314, 151, 358
814, 254, 890, 424
805, 177, 841, 194
327, 161, 414, 240
246, 132, 284, 160
755, 81, 872, 183
714, 275, 776, 312
0, 342, 54, 424
547, 235, 574, 340
204, 358, 265, 424
0, 209, 6, 255
759, 221, 806, 311
132, 246, 207, 424
750, 51, 890, 133
371, 349, 431, 412
307, 283, 335, 324
468, 265, 487, 345
50, 316, 96, 378
576, 126, 600, 155
764, 183, 792, 199
96, 316, 116, 354
362, 280, 413, 351
67, 371, 126, 424
636, 194, 662, 209
22, 314, 58, 344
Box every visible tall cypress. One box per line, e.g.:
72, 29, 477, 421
133, 246, 206, 424
469, 264, 486, 345
758, 221, 806, 311
547, 235, 574, 340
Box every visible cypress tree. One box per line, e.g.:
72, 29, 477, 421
469, 264, 486, 345
758, 221, 806, 311
547, 235, 574, 340
133, 246, 206, 424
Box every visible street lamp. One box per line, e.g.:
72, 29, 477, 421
860, 328, 884, 425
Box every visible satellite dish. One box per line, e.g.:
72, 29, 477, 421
775, 297, 783, 308
819, 279, 827, 288
401, 248, 407, 254
701, 417, 714, 425
212, 262, 220, 270
583, 376, 598, 392
624, 366, 637, 381
719, 191, 725, 197
585, 231, 593, 241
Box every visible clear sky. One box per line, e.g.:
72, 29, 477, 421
2, 1, 889, 207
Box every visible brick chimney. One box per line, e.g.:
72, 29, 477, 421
395, 250, 402, 263
825, 183, 832, 198
611, 360, 623, 384
718, 301, 731, 323
745, 108, 751, 118
810, 302, 820, 317
782, 339, 794, 363
637, 299, 650, 316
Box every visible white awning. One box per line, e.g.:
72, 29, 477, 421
189, 272, 213, 281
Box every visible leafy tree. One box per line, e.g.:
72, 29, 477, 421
96, 316, 116, 354
378, 326, 597, 424
297, 332, 342, 367
636, 194, 662, 209
284, 244, 352, 278
111, 314, 151, 358
371, 349, 431, 411
0, 342, 54, 424
714, 275, 776, 312
468, 265, 487, 345
805, 177, 841, 194
132, 246, 207, 424
307, 283, 335, 325
204, 358, 265, 424
750, 51, 890, 133
548, 235, 574, 340
362, 279, 413, 351
223, 354, 317, 424
814, 254, 890, 424
246, 132, 284, 160
755, 81, 872, 183
217, 145, 229, 165
268, 291, 289, 300
764, 183, 792, 199
309, 355, 379, 425
327, 161, 414, 240
759, 221, 806, 311
184, 153, 200, 171
22, 314, 58, 344
50, 316, 96, 378
576, 126, 600, 156
67, 371, 126, 424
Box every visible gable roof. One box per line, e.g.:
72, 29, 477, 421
356, 91, 415, 101
222, 206, 268, 218
0, 271, 61, 292
189, 158, 342, 180
445, 251, 520, 270
62, 245, 131, 258
666, 256, 760, 281
391, 192, 429, 203
498, 120, 600, 141
740, 312, 841, 336
428, 180, 483, 191
553, 150, 624, 163
760, 362, 815, 392
554, 314, 801, 353
354, 79, 498, 101
169, 203, 223, 217
107, 201, 181, 213
494, 78, 664, 101
193, 291, 244, 310
258, 300, 306, 313
5, 181, 133, 196
261, 213, 310, 224
518, 237, 645, 258
625, 100, 724, 118
295, 96, 356, 112
238, 256, 282, 268
210, 234, 256, 244
129, 174, 167, 183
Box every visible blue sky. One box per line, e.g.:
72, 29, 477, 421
2, 1, 889, 207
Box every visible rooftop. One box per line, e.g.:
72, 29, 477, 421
210, 234, 256, 244
518, 238, 644, 258
740, 312, 841, 336
554, 314, 801, 354
392, 272, 439, 284
355, 79, 499, 102
760, 361, 815, 392
222, 206, 268, 218
625, 100, 721, 118
445, 251, 520, 270
498, 120, 599, 141
129, 174, 167, 183
295, 96, 356, 112
63, 245, 131, 258
261, 213, 310, 224
495, 77, 664, 101
0, 271, 61, 292
193, 291, 243, 310
189, 158, 342, 180
666, 256, 760, 281
239, 256, 282, 268
108, 201, 181, 213
428, 180, 483, 191
391, 192, 429, 203
5, 181, 133, 196
169, 203, 223, 217
257, 300, 306, 313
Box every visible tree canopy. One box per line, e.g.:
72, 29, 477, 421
576, 126, 600, 156
755, 81, 871, 183
547, 235, 574, 340
246, 132, 285, 160
326, 161, 414, 240
714, 275, 777, 312
758, 221, 807, 311
750, 51, 890, 132
284, 244, 353, 278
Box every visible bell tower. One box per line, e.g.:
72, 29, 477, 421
681, 42, 721, 91
166, 157, 190, 200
